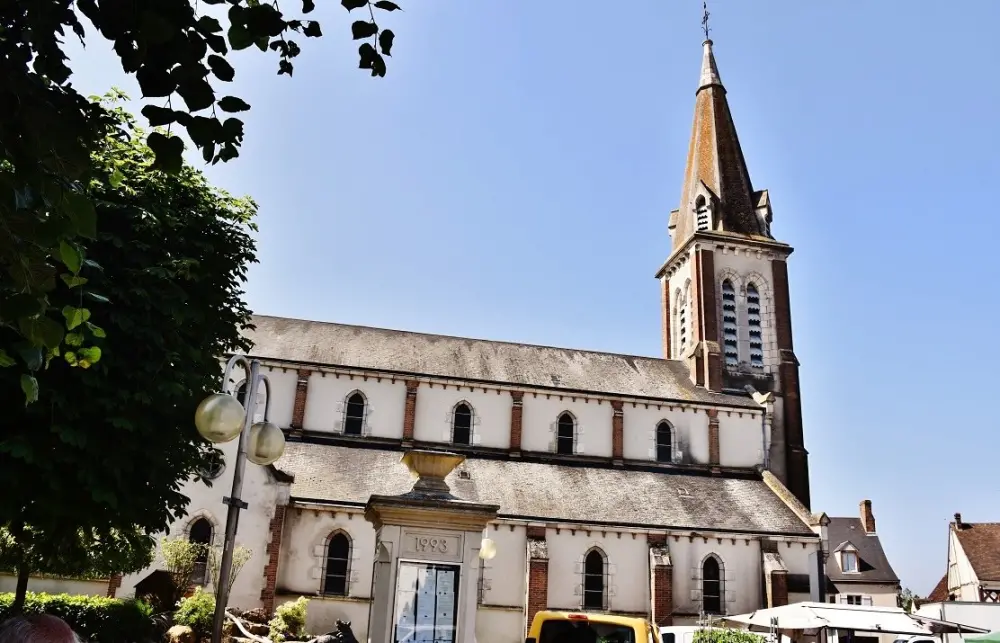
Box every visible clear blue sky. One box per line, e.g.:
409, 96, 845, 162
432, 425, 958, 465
67, 1, 1000, 595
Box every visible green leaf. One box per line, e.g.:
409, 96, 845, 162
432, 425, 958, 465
379, 29, 394, 56
85, 292, 112, 304
19, 316, 66, 349
1, 293, 46, 319
228, 23, 254, 50
62, 305, 91, 330
176, 78, 216, 112
302, 0, 316, 12
207, 55, 235, 82
78, 346, 103, 364
303, 21, 322, 38
358, 42, 378, 70
147, 132, 185, 174
18, 346, 44, 371
136, 65, 177, 97
59, 240, 83, 273
85, 322, 107, 338
351, 20, 379, 40
374, 1, 401, 10
63, 192, 98, 239
0, 349, 16, 367
141, 105, 178, 127
196, 15, 223, 34
341, 0, 368, 9
218, 96, 251, 113
64, 351, 78, 367
60, 274, 89, 288
65, 332, 84, 347
21, 374, 39, 405
110, 168, 125, 187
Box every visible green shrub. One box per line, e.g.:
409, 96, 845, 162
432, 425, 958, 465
693, 629, 767, 643
0, 591, 154, 643
174, 587, 216, 640
268, 596, 309, 642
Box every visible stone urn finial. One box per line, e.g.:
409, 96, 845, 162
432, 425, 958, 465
400, 450, 466, 495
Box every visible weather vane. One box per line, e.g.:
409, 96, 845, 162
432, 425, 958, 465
701, 1, 711, 40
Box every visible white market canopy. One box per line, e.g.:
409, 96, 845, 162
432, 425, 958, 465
726, 602, 989, 636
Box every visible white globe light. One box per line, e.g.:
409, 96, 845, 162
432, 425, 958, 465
479, 537, 497, 561
194, 393, 246, 444
246, 421, 286, 466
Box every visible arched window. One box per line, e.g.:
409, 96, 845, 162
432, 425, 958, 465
189, 518, 212, 586
695, 195, 711, 231
453, 402, 472, 445
323, 532, 351, 596
746, 284, 763, 369
343, 392, 366, 436
556, 412, 575, 455
721, 279, 739, 366
656, 421, 673, 463
702, 555, 723, 615
583, 549, 606, 610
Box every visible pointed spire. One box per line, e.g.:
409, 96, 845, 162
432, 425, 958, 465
699, 40, 722, 90
670, 36, 771, 250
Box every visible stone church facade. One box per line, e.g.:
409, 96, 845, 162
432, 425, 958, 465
118, 39, 830, 642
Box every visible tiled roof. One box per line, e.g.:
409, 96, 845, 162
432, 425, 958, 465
955, 522, 1000, 582
926, 574, 949, 602
243, 315, 759, 409
276, 440, 816, 536
826, 517, 900, 584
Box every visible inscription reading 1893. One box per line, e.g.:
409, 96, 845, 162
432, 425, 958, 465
414, 536, 450, 554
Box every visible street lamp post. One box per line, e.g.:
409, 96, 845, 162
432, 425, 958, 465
194, 355, 287, 643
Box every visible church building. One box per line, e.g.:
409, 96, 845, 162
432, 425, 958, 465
118, 38, 831, 642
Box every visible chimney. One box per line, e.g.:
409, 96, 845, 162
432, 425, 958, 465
954, 513, 964, 530
860, 499, 876, 533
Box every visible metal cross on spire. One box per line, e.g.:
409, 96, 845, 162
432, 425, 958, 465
701, 1, 711, 40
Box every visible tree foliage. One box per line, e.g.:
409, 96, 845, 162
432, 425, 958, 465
693, 630, 766, 643
0, 94, 256, 609
160, 537, 203, 607
1, 0, 399, 397
208, 544, 253, 598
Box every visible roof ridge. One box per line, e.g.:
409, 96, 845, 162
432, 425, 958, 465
251, 313, 674, 364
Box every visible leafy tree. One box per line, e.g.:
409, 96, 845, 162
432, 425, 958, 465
1, 0, 399, 396
161, 537, 204, 608
0, 524, 153, 613
898, 587, 916, 612
208, 544, 253, 599
0, 94, 255, 610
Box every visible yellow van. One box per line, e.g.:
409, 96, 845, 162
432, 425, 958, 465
526, 610, 664, 643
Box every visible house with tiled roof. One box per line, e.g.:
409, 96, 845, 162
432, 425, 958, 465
114, 35, 829, 643
823, 501, 901, 643
946, 514, 1000, 603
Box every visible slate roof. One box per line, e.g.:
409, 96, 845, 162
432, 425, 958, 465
243, 315, 758, 408
826, 517, 900, 584
954, 522, 1000, 582
275, 441, 815, 536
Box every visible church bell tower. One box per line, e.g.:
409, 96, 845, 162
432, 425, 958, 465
655, 37, 811, 508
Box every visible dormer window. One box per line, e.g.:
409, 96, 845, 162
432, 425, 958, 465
841, 550, 859, 573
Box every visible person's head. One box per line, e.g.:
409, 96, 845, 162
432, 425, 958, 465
0, 614, 81, 643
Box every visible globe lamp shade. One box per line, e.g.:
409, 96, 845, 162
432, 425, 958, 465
246, 421, 286, 466
195, 393, 246, 444
479, 537, 497, 561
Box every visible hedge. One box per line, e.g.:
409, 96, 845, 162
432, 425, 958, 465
0, 592, 154, 643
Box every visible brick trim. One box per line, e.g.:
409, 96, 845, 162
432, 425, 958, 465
509, 391, 525, 454
649, 547, 673, 626
707, 409, 720, 465
611, 401, 624, 462
106, 574, 122, 598
402, 380, 419, 442
526, 548, 548, 634
259, 505, 287, 615
291, 369, 311, 432
771, 259, 793, 351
